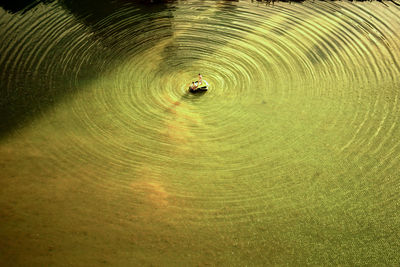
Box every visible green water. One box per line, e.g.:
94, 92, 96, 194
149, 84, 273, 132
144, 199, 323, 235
1, 0, 399, 265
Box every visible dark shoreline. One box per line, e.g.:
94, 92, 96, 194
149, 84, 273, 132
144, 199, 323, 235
1, 0, 399, 15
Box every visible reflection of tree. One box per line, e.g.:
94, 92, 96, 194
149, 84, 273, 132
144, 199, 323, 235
0, 0, 53, 14
0, 0, 178, 13
0, 0, 176, 138
3, 0, 398, 13
60, 0, 177, 54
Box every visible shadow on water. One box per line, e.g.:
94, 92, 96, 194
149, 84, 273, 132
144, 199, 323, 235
0, 0, 301, 141
0, 0, 52, 14
0, 0, 176, 140
2, 0, 398, 140
0, 0, 177, 14
60, 0, 176, 41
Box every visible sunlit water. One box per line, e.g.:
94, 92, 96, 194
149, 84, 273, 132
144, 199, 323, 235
1, 0, 400, 265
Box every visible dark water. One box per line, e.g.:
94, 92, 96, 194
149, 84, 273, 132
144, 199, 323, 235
1, 0, 400, 265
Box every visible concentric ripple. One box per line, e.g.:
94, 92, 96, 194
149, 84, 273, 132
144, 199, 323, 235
1, 0, 400, 265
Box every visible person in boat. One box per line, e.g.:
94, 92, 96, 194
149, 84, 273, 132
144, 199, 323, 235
198, 73, 203, 85
190, 81, 198, 91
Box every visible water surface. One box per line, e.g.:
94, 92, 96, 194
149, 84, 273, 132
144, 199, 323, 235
1, 0, 399, 265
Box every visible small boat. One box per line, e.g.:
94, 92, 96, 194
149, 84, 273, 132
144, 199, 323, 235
188, 80, 209, 93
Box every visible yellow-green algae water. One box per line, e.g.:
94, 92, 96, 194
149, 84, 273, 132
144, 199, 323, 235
1, 0, 400, 265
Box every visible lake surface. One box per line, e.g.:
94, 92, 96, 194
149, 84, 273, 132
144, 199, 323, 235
1, 0, 399, 265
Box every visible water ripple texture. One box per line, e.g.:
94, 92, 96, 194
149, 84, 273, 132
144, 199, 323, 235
1, 0, 400, 265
